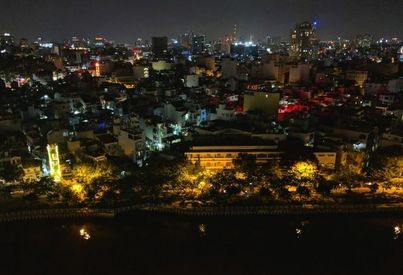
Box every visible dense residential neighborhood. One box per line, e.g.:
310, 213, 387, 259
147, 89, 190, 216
0, 26, 402, 210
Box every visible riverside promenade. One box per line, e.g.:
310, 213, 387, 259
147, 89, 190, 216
2, 203, 403, 222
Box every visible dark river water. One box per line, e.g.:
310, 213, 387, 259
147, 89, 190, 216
1, 213, 403, 275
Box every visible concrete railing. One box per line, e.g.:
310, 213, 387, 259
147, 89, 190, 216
131, 203, 403, 216
0, 208, 115, 222
1, 203, 403, 223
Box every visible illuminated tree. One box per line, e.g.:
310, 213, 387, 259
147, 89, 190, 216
84, 178, 112, 205
161, 160, 213, 198
0, 163, 24, 183
62, 161, 118, 201
277, 187, 291, 201
234, 154, 278, 189
316, 176, 336, 195
296, 186, 311, 197
0, 185, 13, 200
210, 170, 241, 195
290, 161, 318, 182
374, 156, 403, 185
233, 154, 257, 175
68, 162, 117, 185
31, 177, 60, 200
333, 166, 362, 190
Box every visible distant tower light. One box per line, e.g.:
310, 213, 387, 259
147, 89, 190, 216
95, 62, 100, 77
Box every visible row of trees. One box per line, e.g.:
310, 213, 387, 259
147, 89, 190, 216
370, 146, 403, 186
1, 146, 402, 208
113, 155, 346, 204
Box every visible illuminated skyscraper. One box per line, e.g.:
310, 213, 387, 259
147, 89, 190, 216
47, 144, 62, 182
289, 21, 317, 60
0, 33, 15, 53
95, 62, 101, 77
179, 33, 191, 49
355, 34, 373, 48
0, 33, 15, 47
93, 36, 107, 47
19, 38, 30, 50
191, 34, 206, 55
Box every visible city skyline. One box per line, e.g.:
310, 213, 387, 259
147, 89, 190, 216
1, 1, 403, 274
1, 0, 402, 43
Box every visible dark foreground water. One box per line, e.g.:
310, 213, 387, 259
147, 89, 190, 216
1, 213, 403, 275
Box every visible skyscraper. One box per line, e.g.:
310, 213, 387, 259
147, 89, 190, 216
151, 36, 168, 57
191, 34, 206, 55
355, 34, 373, 48
19, 38, 30, 50
289, 22, 316, 60
233, 24, 238, 42
179, 33, 191, 49
0, 33, 15, 53
0, 33, 15, 47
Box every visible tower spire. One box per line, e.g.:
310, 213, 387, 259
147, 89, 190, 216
233, 24, 237, 42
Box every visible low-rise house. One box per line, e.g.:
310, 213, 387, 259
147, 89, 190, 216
118, 128, 145, 163
21, 158, 42, 182
314, 150, 338, 170
96, 134, 120, 156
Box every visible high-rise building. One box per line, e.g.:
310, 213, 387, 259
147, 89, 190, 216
135, 38, 144, 47
266, 35, 273, 47
93, 36, 106, 47
0, 33, 15, 47
221, 58, 238, 79
47, 144, 62, 182
151, 36, 168, 57
399, 45, 403, 63
0, 33, 15, 53
266, 36, 282, 47
233, 24, 238, 42
231, 42, 258, 58
19, 38, 30, 50
355, 34, 373, 48
179, 33, 191, 49
289, 22, 316, 60
191, 34, 206, 55
219, 35, 232, 54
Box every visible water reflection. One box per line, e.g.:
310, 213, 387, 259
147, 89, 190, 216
393, 225, 402, 240
79, 228, 91, 240
198, 223, 207, 238
295, 228, 303, 238
295, 220, 309, 239
0, 217, 402, 274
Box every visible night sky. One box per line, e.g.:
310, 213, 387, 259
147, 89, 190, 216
1, 0, 402, 43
